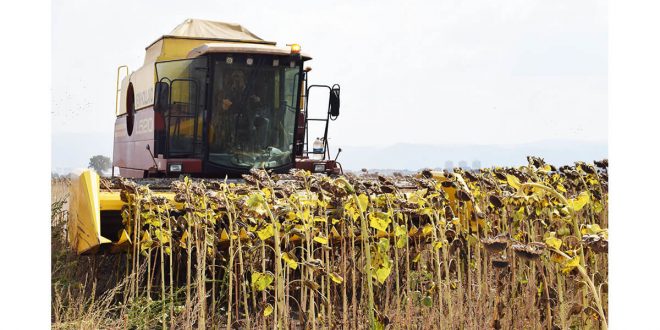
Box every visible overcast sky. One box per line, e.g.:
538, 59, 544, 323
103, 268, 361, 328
52, 0, 607, 169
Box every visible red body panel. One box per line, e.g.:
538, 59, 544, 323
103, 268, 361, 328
118, 167, 147, 178
167, 159, 203, 173
113, 107, 158, 178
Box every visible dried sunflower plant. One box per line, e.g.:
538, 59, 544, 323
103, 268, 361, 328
51, 157, 608, 329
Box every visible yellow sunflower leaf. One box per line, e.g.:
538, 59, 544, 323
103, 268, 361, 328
301, 209, 311, 223
179, 230, 189, 248
140, 231, 153, 251
356, 194, 369, 213
550, 250, 569, 264
154, 229, 170, 244
545, 235, 563, 250
593, 201, 604, 214
394, 225, 407, 237
586, 224, 603, 235
374, 263, 392, 284
257, 224, 274, 241
313, 235, 329, 245
281, 252, 298, 270
369, 212, 391, 232
408, 225, 419, 237
561, 256, 580, 274
396, 236, 407, 249
568, 191, 590, 211
330, 226, 341, 238
251, 272, 274, 292
513, 231, 524, 242
329, 272, 344, 284
285, 211, 297, 221
261, 187, 271, 200
556, 183, 567, 193
263, 304, 274, 317
377, 238, 390, 253
344, 204, 359, 221
506, 174, 521, 190
422, 224, 434, 236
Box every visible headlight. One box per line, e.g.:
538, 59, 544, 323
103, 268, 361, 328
313, 163, 325, 173
169, 164, 182, 172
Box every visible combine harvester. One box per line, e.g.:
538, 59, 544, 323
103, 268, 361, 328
68, 19, 343, 254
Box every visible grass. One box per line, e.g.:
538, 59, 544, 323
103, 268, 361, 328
51, 157, 608, 329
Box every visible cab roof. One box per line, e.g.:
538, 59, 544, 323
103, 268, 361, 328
187, 42, 312, 60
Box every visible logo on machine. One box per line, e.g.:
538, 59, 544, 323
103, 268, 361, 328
135, 117, 154, 135
135, 87, 154, 108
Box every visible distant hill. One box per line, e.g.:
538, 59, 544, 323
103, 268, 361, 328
335, 140, 607, 172
51, 133, 607, 174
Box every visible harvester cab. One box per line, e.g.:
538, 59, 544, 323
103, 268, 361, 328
113, 19, 342, 179
68, 19, 343, 254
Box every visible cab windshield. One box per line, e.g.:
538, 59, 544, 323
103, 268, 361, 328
208, 54, 301, 169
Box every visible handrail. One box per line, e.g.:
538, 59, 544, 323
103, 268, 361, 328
304, 84, 333, 159
115, 65, 129, 116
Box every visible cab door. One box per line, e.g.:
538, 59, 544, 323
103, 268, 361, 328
155, 58, 208, 158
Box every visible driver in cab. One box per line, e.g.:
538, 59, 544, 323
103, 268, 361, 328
210, 69, 266, 151
220, 70, 261, 112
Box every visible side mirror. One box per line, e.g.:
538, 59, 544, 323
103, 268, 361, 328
154, 82, 170, 113
329, 85, 340, 117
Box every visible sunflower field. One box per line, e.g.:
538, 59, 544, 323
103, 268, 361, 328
51, 157, 608, 329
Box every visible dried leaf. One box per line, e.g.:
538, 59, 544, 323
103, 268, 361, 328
422, 295, 433, 307
303, 280, 320, 291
